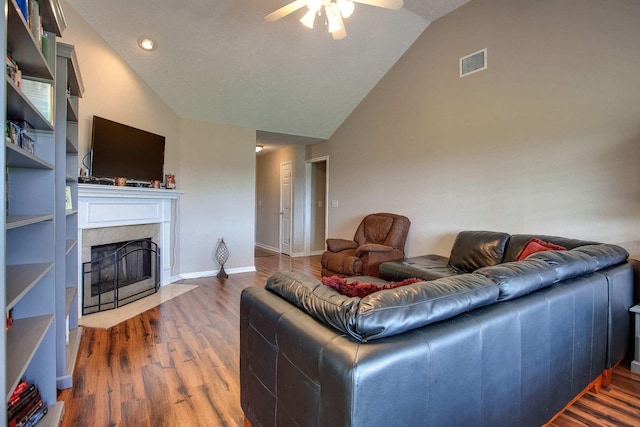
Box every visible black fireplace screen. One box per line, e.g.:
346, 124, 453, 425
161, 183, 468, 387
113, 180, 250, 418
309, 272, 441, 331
82, 239, 160, 314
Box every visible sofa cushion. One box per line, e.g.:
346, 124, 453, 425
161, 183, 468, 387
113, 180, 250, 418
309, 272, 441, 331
527, 249, 598, 281
266, 271, 360, 335
354, 274, 499, 341
266, 271, 499, 342
379, 254, 460, 282
516, 238, 566, 261
503, 234, 598, 262
448, 231, 510, 272
572, 244, 629, 270
475, 259, 557, 301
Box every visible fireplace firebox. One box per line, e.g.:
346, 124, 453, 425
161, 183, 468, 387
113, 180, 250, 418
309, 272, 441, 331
82, 239, 160, 314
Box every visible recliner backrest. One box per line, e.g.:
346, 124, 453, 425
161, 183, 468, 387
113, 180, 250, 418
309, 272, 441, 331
353, 213, 410, 250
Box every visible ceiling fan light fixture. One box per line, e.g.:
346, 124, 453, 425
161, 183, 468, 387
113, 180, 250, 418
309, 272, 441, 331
306, 0, 322, 12
337, 0, 355, 18
300, 8, 317, 29
325, 5, 342, 33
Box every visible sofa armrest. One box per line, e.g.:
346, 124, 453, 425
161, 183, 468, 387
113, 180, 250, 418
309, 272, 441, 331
326, 238, 359, 252
355, 243, 393, 256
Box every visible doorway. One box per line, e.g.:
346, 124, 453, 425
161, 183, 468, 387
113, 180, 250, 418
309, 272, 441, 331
280, 161, 292, 255
304, 156, 328, 256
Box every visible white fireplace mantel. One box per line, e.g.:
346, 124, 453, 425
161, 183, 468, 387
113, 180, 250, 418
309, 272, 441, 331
78, 184, 182, 229
78, 184, 183, 288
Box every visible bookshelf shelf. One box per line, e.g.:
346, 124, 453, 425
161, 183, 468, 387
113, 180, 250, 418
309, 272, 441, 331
38, 401, 64, 427
65, 239, 77, 254
6, 77, 54, 131
5, 314, 54, 396
64, 287, 76, 316
5, 263, 54, 309
66, 95, 78, 122
5, 214, 54, 229
6, 141, 54, 169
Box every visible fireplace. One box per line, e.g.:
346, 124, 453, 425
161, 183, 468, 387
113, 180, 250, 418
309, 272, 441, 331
78, 184, 183, 317
82, 238, 160, 314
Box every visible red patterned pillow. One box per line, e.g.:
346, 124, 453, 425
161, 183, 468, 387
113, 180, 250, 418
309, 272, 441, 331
321, 276, 422, 298
517, 238, 566, 261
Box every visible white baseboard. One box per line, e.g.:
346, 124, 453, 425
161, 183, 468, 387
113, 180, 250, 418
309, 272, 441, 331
179, 266, 257, 280
163, 274, 183, 285
309, 250, 324, 256
255, 243, 279, 253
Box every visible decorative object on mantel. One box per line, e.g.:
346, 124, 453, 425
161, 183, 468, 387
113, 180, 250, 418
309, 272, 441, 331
114, 177, 127, 186
165, 173, 176, 189
150, 179, 161, 189
215, 238, 230, 279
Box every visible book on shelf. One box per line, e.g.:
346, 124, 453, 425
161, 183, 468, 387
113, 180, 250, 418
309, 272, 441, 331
7, 380, 29, 406
41, 32, 52, 62
28, 0, 43, 49
6, 308, 14, 330
6, 52, 22, 88
20, 405, 48, 427
15, 0, 29, 23
20, 78, 53, 124
6, 120, 36, 154
7, 380, 49, 427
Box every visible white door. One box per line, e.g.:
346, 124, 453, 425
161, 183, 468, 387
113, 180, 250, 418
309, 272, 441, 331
280, 161, 292, 255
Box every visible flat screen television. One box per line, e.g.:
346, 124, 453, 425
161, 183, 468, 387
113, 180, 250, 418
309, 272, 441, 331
90, 116, 165, 182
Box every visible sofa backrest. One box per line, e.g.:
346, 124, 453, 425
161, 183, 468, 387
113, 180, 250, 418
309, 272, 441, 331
502, 234, 599, 262
448, 230, 510, 272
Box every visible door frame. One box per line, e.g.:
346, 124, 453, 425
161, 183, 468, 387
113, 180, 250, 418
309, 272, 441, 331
303, 156, 329, 256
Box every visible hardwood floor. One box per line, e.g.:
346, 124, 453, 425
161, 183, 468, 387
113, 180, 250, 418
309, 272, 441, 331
58, 251, 639, 426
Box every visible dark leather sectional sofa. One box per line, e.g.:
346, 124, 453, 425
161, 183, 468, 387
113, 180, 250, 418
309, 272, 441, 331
240, 231, 636, 427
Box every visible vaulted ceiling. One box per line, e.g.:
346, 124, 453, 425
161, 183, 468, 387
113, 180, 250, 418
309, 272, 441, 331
65, 0, 471, 141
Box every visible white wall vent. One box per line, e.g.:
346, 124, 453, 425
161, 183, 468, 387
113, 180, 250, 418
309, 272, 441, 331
460, 48, 487, 77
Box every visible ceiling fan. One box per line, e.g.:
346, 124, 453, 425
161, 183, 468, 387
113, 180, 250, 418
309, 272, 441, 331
265, 0, 404, 40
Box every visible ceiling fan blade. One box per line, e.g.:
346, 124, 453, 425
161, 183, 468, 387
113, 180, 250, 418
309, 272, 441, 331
331, 3, 347, 40
332, 26, 347, 40
265, 0, 307, 22
352, 0, 403, 10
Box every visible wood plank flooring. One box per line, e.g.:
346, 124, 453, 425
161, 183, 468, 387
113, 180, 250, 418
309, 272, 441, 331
58, 251, 639, 426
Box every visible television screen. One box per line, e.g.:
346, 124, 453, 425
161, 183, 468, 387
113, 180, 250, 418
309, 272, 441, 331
90, 116, 165, 182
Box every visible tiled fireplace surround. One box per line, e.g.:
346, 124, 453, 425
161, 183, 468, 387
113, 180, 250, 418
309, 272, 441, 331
78, 184, 182, 316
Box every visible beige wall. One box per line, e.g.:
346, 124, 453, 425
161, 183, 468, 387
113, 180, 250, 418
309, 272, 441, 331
60, 1, 258, 276
178, 120, 256, 273
310, 0, 640, 257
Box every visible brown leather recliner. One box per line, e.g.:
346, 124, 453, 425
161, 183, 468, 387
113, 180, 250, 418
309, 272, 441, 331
321, 213, 411, 278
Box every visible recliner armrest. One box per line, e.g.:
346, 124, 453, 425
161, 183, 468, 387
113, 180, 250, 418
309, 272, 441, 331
326, 238, 359, 252
355, 243, 393, 256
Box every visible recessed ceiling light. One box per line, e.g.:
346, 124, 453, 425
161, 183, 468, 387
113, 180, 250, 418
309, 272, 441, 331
137, 37, 157, 51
